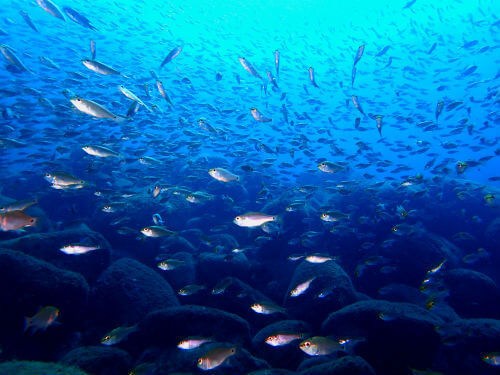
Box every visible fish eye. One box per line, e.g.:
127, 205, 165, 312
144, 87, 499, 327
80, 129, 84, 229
231, 348, 235, 353
235, 216, 241, 221
304, 341, 310, 347
197, 358, 203, 365
30, 219, 34, 223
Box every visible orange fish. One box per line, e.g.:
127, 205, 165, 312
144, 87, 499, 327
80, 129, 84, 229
24, 306, 60, 333
0, 210, 37, 231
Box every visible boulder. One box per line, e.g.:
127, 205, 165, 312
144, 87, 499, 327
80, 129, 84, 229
0, 361, 89, 375
322, 300, 443, 375
299, 355, 375, 375
93, 258, 178, 326
61, 346, 132, 375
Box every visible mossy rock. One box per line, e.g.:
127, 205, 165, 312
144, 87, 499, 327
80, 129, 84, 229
0, 361, 89, 375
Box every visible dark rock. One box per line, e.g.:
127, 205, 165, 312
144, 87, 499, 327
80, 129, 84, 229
93, 258, 178, 326
0, 361, 89, 375
197, 252, 251, 284
137, 305, 251, 348
284, 260, 357, 328
0, 248, 89, 338
252, 320, 311, 369
435, 318, 500, 375
299, 355, 375, 375
157, 251, 196, 291
0, 224, 111, 282
443, 268, 500, 319
158, 235, 197, 253
61, 346, 132, 375
322, 300, 444, 375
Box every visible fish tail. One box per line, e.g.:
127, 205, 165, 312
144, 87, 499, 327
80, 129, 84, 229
23, 317, 31, 333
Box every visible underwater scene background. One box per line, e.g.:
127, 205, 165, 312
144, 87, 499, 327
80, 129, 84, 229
0, 0, 500, 374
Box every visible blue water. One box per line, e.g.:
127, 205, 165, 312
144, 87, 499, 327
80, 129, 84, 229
0, 0, 500, 374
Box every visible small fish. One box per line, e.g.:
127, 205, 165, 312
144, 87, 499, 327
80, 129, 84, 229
118, 85, 151, 112
24, 306, 60, 333
318, 161, 343, 173
274, 50, 280, 79
215, 72, 222, 81
308, 67, 319, 87
157, 259, 186, 271
209, 168, 239, 182
71, 97, 123, 121
36, 0, 65, 21
482, 353, 500, 366
152, 213, 163, 225
160, 46, 182, 68
351, 66, 356, 87
290, 277, 316, 297
178, 337, 212, 350
156, 80, 173, 106
353, 44, 365, 66
90, 40, 96, 59
178, 284, 206, 296
101, 325, 137, 345
197, 347, 236, 371
251, 108, 272, 122
250, 301, 285, 315
375, 45, 390, 57
238, 57, 262, 80
351, 95, 366, 116
403, 0, 417, 9
0, 210, 37, 231
141, 226, 176, 237
305, 254, 334, 263
44, 171, 85, 188
266, 332, 305, 347
63, 7, 97, 30
82, 145, 119, 158
299, 336, 343, 356
212, 278, 232, 295
20, 11, 38, 32
375, 115, 383, 136
0, 198, 37, 213
435, 101, 444, 122
81, 59, 125, 76
427, 42, 437, 54
60, 243, 100, 255
0, 45, 30, 73
233, 212, 276, 227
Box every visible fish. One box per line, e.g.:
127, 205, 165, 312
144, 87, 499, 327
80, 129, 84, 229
305, 254, 334, 263
318, 161, 344, 173
250, 301, 286, 315
482, 353, 500, 366
60, 244, 100, 255
353, 44, 365, 66
435, 101, 444, 122
178, 284, 206, 296
44, 172, 85, 188
299, 336, 343, 356
403, 0, 417, 9
274, 50, 280, 79
81, 59, 125, 76
0, 198, 37, 213
141, 226, 176, 237
265, 332, 305, 346
178, 337, 212, 350
427, 42, 437, 54
351, 95, 366, 116
290, 277, 316, 297
36, 0, 65, 21
375, 115, 383, 136
24, 306, 60, 333
251, 108, 272, 122
157, 259, 186, 271
376, 45, 390, 56
82, 145, 119, 158
101, 325, 137, 345
0, 45, 31, 73
308, 67, 319, 87
238, 57, 262, 80
160, 46, 182, 68
70, 97, 124, 121
63, 7, 97, 30
152, 213, 163, 225
19, 11, 38, 32
351, 66, 356, 87
208, 168, 239, 182
233, 212, 276, 227
197, 347, 236, 370
0, 210, 37, 231
156, 80, 173, 106
90, 40, 96, 60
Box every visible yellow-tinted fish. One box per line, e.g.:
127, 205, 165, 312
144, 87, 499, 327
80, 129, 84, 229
299, 336, 343, 356
250, 301, 285, 315
197, 346, 236, 370
266, 332, 305, 346
24, 306, 59, 333
0, 210, 37, 231
290, 277, 316, 297
101, 325, 137, 345
82, 145, 119, 158
141, 226, 176, 237
0, 198, 37, 213
177, 337, 212, 350
209, 168, 239, 182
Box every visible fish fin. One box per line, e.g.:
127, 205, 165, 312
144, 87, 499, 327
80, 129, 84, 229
113, 115, 127, 123
23, 317, 31, 333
